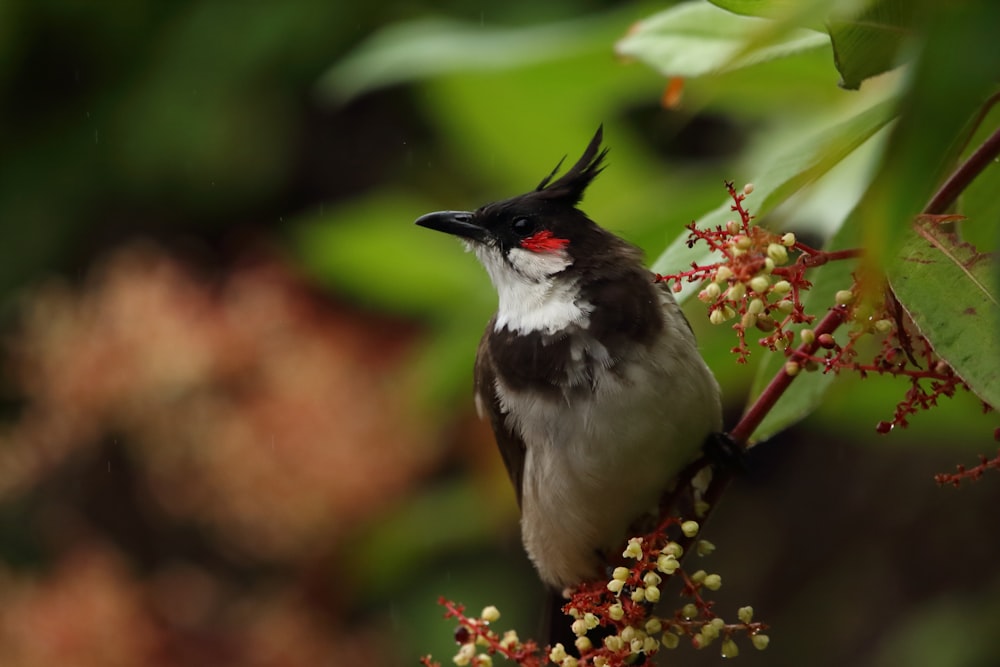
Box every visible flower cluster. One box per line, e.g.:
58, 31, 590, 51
421, 518, 768, 667
420, 601, 542, 667
558, 519, 768, 666
659, 182, 994, 440
656, 182, 857, 364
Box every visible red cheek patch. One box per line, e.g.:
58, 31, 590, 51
520, 230, 570, 253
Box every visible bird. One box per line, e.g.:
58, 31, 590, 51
415, 126, 722, 590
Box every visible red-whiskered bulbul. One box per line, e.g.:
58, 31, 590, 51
416, 127, 722, 589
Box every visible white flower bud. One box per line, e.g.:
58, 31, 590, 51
548, 643, 568, 663
767, 243, 788, 265
835, 289, 855, 305
772, 279, 791, 294
749, 275, 770, 294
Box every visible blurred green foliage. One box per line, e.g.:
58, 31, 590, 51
1, 0, 999, 665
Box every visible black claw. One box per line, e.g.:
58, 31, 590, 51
702, 432, 749, 473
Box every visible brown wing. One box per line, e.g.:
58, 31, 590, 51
474, 321, 527, 508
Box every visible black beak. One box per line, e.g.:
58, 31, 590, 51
415, 210, 487, 243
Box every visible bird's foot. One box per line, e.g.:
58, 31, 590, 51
702, 431, 749, 473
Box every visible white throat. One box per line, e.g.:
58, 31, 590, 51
473, 244, 590, 335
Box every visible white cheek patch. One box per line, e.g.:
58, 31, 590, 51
505, 247, 572, 280
473, 244, 589, 335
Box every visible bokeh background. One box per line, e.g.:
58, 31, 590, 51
1, 1, 998, 666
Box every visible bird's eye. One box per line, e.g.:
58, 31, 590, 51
511, 217, 534, 237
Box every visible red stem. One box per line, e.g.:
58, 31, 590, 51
925, 122, 1000, 215
728, 305, 851, 445
799, 247, 863, 268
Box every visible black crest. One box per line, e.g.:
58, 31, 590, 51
534, 125, 608, 206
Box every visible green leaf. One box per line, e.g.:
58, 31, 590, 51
651, 95, 897, 299
707, 0, 838, 33
827, 0, 916, 90
614, 1, 829, 79
859, 1, 1000, 268
888, 224, 1000, 408
317, 14, 614, 104
708, 0, 823, 20
706, 0, 918, 90
291, 192, 493, 321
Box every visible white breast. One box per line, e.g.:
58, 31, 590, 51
496, 295, 722, 588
